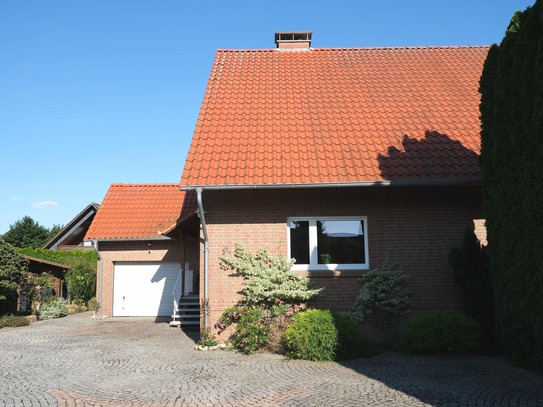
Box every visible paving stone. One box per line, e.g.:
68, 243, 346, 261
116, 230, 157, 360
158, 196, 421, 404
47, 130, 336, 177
0, 312, 542, 406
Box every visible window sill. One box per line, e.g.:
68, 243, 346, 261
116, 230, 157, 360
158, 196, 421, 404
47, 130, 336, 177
294, 268, 367, 278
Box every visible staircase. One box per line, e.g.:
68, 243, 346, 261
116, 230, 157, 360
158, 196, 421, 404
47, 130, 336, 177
170, 294, 200, 329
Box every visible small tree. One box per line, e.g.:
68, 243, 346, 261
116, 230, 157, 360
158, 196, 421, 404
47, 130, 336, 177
0, 237, 29, 313
349, 259, 411, 326
220, 244, 323, 307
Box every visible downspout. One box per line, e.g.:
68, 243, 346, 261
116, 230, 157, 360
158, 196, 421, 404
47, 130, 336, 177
91, 239, 103, 318
196, 187, 209, 330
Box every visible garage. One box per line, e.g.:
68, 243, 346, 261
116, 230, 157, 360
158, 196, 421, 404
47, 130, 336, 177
113, 262, 181, 317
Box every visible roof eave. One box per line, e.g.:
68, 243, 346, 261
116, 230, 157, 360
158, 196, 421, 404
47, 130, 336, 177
42, 203, 99, 249
180, 179, 482, 191
23, 255, 71, 270
83, 237, 173, 243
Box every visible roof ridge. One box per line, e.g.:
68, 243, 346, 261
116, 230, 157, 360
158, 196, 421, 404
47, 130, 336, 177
110, 183, 180, 187
216, 45, 491, 53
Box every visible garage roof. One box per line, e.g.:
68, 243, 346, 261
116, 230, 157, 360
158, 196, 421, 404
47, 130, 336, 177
85, 184, 196, 240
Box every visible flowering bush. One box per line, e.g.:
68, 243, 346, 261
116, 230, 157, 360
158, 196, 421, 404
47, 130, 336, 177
215, 300, 302, 354
24, 273, 55, 314
216, 244, 321, 354
216, 306, 268, 354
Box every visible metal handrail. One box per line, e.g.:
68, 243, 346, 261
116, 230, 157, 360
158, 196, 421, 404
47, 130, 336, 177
172, 269, 182, 320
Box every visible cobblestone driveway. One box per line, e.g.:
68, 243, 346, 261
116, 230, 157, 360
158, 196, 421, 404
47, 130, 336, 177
1, 312, 542, 406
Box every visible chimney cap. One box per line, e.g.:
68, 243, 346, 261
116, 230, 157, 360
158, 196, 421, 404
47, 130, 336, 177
275, 31, 312, 49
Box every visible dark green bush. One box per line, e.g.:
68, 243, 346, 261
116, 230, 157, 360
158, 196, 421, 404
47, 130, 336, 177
0, 314, 30, 328
332, 312, 378, 360
284, 309, 337, 361
448, 228, 496, 352
400, 312, 480, 354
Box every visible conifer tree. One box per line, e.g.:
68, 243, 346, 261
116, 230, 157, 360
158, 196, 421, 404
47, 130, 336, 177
479, 0, 543, 371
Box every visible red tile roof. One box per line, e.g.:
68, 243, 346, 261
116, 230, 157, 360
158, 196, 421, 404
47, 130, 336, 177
85, 184, 196, 240
181, 46, 489, 188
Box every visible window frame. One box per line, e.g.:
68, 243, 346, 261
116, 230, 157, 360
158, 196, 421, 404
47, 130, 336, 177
287, 216, 369, 271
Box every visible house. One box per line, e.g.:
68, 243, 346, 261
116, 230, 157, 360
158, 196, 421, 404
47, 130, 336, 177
84, 184, 199, 321
43, 203, 100, 250
177, 33, 489, 330
87, 33, 489, 331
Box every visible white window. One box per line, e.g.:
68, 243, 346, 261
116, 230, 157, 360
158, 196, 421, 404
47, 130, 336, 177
287, 217, 369, 271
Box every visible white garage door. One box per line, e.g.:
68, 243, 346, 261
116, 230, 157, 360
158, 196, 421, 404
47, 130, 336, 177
113, 262, 181, 317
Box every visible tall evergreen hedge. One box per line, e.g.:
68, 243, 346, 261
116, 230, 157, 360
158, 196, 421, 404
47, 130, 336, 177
479, 0, 543, 371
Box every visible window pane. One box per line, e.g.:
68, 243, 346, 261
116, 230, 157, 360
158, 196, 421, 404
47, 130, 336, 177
317, 220, 365, 264
289, 220, 309, 264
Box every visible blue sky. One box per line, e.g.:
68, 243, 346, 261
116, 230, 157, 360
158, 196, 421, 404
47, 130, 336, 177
0, 0, 534, 234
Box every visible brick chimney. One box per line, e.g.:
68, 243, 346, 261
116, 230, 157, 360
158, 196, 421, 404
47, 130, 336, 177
275, 32, 312, 49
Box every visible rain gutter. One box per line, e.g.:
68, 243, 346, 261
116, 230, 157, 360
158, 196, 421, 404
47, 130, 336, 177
180, 179, 481, 191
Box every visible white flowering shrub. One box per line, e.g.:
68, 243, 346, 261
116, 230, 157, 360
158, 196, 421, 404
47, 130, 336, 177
220, 244, 323, 307
38, 297, 67, 320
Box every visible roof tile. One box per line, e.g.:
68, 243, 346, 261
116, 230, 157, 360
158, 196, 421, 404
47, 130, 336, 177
181, 46, 488, 187
85, 184, 196, 240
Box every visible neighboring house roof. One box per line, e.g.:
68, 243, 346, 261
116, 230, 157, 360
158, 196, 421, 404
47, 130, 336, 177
43, 203, 100, 250
180, 46, 489, 189
24, 255, 71, 271
85, 184, 197, 240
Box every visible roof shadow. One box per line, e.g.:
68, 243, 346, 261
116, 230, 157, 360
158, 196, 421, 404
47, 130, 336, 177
378, 130, 480, 182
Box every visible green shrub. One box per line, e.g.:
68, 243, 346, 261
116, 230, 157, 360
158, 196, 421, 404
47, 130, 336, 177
0, 237, 29, 313
66, 303, 87, 314
349, 260, 411, 325
88, 297, 99, 312
284, 309, 337, 361
0, 314, 30, 328
332, 312, 379, 360
198, 328, 218, 347
400, 312, 480, 354
38, 297, 67, 320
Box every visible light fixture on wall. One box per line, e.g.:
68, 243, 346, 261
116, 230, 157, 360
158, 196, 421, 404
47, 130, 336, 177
147, 242, 152, 253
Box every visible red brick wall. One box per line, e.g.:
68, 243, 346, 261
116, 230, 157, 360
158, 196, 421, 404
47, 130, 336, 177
96, 239, 196, 317
197, 186, 483, 328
